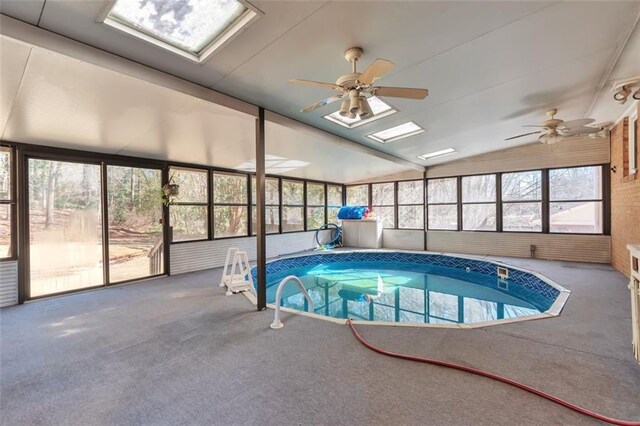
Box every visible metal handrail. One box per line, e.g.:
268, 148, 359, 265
270, 276, 314, 329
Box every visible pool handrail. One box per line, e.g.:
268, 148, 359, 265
270, 275, 314, 329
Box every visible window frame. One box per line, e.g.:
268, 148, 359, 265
305, 181, 327, 231
461, 173, 498, 232
326, 184, 344, 225
548, 165, 606, 235
0, 145, 16, 261
426, 177, 459, 231
426, 164, 609, 236
371, 181, 396, 229
251, 175, 280, 235
397, 179, 425, 230
281, 178, 306, 233
168, 166, 211, 243
212, 171, 249, 239
500, 170, 543, 233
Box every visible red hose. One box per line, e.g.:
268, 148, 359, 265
346, 319, 640, 426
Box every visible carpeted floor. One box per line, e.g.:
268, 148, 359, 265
1, 256, 639, 425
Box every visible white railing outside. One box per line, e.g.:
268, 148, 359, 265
270, 275, 314, 329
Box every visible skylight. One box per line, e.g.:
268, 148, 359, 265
323, 97, 397, 129
103, 0, 261, 62
367, 122, 425, 143
418, 148, 456, 160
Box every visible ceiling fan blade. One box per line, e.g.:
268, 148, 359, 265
289, 79, 340, 91
359, 59, 395, 85
559, 126, 602, 136
300, 95, 342, 113
505, 131, 542, 141
522, 125, 549, 128
374, 86, 429, 100
558, 118, 595, 129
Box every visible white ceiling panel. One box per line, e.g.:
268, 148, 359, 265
0, 36, 31, 137
3, 47, 196, 153
2, 0, 639, 170
0, 0, 45, 25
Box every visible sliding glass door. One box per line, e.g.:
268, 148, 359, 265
107, 165, 163, 283
28, 159, 103, 297
27, 158, 166, 298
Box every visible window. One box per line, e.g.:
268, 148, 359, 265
213, 172, 248, 238
251, 176, 279, 235
324, 96, 397, 129
306, 182, 326, 230
427, 178, 457, 230
104, 0, 261, 62
549, 166, 603, 233
398, 180, 424, 229
0, 147, 13, 259
367, 122, 424, 143
327, 185, 343, 224
371, 183, 395, 228
169, 167, 208, 242
462, 174, 496, 231
282, 180, 304, 232
502, 171, 542, 232
346, 184, 368, 207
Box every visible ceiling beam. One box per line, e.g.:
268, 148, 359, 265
0, 14, 259, 118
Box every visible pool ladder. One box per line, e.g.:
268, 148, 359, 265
270, 276, 314, 329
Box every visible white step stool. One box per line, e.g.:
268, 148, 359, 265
220, 247, 254, 296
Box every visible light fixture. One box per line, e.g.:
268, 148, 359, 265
348, 90, 360, 115
611, 76, 640, 104
367, 122, 425, 143
324, 96, 397, 128
339, 99, 349, 117
418, 148, 456, 160
357, 96, 371, 118
102, 0, 262, 63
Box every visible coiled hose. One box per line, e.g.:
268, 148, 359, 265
347, 319, 640, 426
315, 223, 341, 249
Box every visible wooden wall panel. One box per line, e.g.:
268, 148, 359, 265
426, 231, 610, 263
427, 135, 610, 178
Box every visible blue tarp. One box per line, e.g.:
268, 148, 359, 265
337, 206, 368, 220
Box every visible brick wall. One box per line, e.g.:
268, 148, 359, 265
610, 103, 640, 277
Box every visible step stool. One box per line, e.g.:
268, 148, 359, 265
220, 247, 254, 296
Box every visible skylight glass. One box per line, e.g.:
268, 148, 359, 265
323, 97, 397, 128
367, 122, 425, 143
418, 148, 456, 160
105, 0, 259, 61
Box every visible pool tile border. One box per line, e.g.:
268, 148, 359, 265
245, 249, 571, 329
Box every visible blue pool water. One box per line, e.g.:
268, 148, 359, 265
253, 252, 563, 325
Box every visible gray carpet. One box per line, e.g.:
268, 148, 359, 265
1, 256, 639, 425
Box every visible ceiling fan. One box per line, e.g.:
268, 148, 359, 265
289, 47, 429, 118
506, 109, 607, 144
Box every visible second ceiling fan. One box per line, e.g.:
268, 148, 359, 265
290, 47, 429, 118
506, 109, 606, 144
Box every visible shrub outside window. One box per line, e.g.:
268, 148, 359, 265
371, 182, 395, 228
213, 172, 248, 238
398, 180, 424, 229
306, 182, 326, 230
346, 184, 368, 207
282, 180, 304, 232
169, 167, 209, 242
251, 176, 279, 235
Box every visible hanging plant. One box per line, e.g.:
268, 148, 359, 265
161, 172, 179, 206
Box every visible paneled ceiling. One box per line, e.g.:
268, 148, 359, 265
1, 0, 640, 169
0, 35, 413, 183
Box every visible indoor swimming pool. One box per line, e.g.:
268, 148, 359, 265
253, 251, 570, 327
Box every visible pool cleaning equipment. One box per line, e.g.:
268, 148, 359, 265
219, 247, 253, 296
315, 223, 342, 250
270, 276, 314, 329
347, 319, 640, 426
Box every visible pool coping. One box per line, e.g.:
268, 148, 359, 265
243, 248, 571, 329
